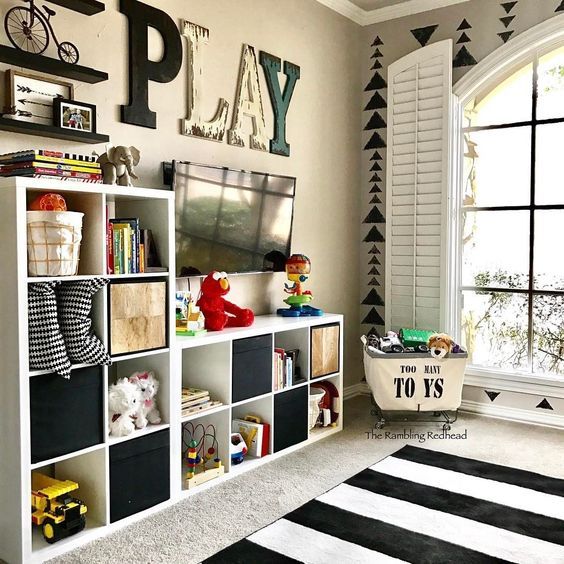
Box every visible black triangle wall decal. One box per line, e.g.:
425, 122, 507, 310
364, 226, 385, 242
536, 398, 554, 410
501, 1, 518, 14
364, 207, 385, 224
372, 36, 383, 46
365, 112, 387, 130
362, 289, 385, 306
369, 256, 381, 265
370, 161, 382, 172
370, 194, 382, 204
484, 390, 501, 402
557, 0, 564, 12
410, 24, 439, 47
457, 18, 472, 30
364, 132, 386, 150
370, 173, 382, 182
369, 245, 381, 254
370, 184, 382, 193
457, 32, 471, 44
362, 308, 385, 326
372, 59, 383, 70
367, 327, 380, 337
365, 72, 387, 91
370, 151, 383, 161
499, 15, 515, 28
498, 30, 514, 43
371, 48, 383, 58
453, 45, 478, 67
368, 266, 380, 275
368, 277, 381, 286
364, 91, 387, 111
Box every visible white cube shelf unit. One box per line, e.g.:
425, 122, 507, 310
0, 177, 343, 564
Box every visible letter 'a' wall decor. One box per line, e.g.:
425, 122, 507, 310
227, 44, 268, 151
260, 52, 300, 157
119, 0, 182, 129
182, 20, 229, 142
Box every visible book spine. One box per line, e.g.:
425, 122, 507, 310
106, 207, 114, 275
113, 228, 120, 275
139, 243, 145, 273
119, 229, 124, 275
25, 167, 102, 180
0, 161, 100, 173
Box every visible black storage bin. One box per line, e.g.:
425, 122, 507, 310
274, 386, 308, 452
30, 366, 103, 464
232, 334, 272, 403
110, 429, 170, 522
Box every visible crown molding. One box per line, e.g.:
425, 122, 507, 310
315, 0, 470, 26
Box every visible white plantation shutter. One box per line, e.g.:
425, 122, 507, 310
385, 39, 453, 332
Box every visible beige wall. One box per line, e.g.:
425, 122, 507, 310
0, 0, 363, 386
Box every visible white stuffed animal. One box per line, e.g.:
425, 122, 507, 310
129, 371, 161, 429
108, 378, 142, 437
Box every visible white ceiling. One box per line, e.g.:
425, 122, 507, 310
315, 0, 470, 25
348, 0, 407, 10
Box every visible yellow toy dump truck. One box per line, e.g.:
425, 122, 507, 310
31, 473, 87, 544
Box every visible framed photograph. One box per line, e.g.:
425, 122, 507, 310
5, 69, 74, 124
108, 279, 169, 356
54, 98, 96, 133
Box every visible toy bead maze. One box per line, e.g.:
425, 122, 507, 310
182, 422, 225, 489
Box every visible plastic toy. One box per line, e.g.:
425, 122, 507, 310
379, 331, 404, 353
176, 291, 207, 336
29, 192, 67, 212
96, 145, 140, 186
31, 473, 87, 544
128, 371, 161, 429
108, 378, 142, 437
277, 253, 323, 317
428, 333, 455, 359
182, 422, 224, 489
399, 328, 436, 348
230, 432, 248, 464
197, 271, 254, 331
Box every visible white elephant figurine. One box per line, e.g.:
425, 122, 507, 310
97, 145, 141, 186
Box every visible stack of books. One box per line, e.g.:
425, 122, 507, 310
273, 348, 303, 391
0, 150, 102, 183
181, 387, 222, 418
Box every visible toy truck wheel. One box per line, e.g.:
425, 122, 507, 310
71, 515, 86, 536
42, 520, 62, 544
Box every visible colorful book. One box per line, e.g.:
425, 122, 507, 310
0, 167, 101, 180
0, 161, 100, 173
0, 150, 98, 163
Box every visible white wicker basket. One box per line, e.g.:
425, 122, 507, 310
27, 211, 84, 277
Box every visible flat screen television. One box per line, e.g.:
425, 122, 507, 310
173, 161, 296, 276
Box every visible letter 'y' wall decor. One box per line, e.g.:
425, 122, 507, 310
227, 44, 268, 151
182, 20, 230, 142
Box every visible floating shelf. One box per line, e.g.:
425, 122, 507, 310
0, 45, 108, 83
49, 0, 105, 15
0, 117, 109, 144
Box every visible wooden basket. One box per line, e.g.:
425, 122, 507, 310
27, 211, 84, 277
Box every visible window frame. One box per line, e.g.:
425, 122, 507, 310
450, 16, 564, 388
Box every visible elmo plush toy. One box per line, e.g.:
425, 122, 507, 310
197, 271, 254, 331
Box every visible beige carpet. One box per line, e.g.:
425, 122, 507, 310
50, 395, 564, 564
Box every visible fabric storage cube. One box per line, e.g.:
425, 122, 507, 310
274, 386, 308, 452
30, 366, 103, 463
109, 429, 170, 522
232, 334, 272, 403
363, 349, 468, 411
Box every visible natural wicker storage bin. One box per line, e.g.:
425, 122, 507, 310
27, 211, 84, 277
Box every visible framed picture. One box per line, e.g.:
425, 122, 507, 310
108, 279, 169, 356
54, 98, 96, 133
5, 69, 74, 124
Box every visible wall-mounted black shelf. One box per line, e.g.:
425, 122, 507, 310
0, 46, 108, 83
48, 0, 105, 15
0, 117, 109, 144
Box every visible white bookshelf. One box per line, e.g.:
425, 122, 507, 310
0, 177, 343, 564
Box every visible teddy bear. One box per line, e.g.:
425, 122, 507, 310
428, 333, 455, 360
108, 378, 142, 437
197, 271, 254, 331
128, 371, 161, 429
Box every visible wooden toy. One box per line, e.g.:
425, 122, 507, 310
182, 422, 224, 489
31, 472, 87, 544
277, 254, 323, 317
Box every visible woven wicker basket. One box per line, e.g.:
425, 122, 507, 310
27, 211, 84, 277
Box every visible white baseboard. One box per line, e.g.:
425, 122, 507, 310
344, 383, 564, 429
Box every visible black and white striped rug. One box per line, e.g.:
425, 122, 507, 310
204, 445, 564, 563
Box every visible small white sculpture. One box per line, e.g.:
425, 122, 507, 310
96, 145, 141, 186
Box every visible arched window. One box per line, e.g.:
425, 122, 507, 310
455, 35, 564, 377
